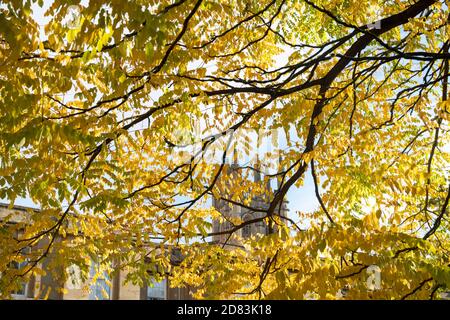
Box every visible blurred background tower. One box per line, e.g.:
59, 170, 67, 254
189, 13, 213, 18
212, 158, 288, 246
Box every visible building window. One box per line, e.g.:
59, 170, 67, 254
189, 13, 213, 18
242, 224, 251, 238
11, 261, 27, 297
11, 248, 29, 298
242, 214, 253, 238
221, 221, 232, 233
89, 263, 111, 300
13, 283, 27, 296
256, 221, 266, 235
147, 278, 167, 300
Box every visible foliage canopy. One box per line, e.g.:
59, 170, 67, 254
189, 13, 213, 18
1, 0, 450, 299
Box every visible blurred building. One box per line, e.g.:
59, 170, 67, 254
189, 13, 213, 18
1, 203, 192, 300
